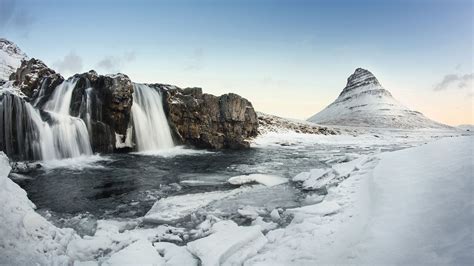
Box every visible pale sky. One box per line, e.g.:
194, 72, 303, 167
1, 0, 472, 125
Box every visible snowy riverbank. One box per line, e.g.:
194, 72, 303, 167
247, 135, 473, 265
1, 134, 472, 265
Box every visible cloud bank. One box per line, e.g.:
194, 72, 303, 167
96, 52, 136, 73
434, 73, 473, 91
53, 52, 83, 75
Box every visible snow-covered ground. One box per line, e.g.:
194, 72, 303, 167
247, 135, 473, 265
1, 131, 472, 265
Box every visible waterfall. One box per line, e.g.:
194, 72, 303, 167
43, 79, 93, 158
0, 93, 56, 160
26, 104, 57, 160
132, 83, 174, 151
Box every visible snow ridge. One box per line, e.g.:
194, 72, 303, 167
0, 38, 28, 81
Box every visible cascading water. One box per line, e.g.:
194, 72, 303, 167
0, 92, 56, 160
43, 79, 92, 158
131, 83, 174, 151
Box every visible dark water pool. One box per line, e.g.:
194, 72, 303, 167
12, 140, 399, 233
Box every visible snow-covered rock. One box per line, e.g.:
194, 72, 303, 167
308, 68, 452, 129
187, 220, 267, 266
0, 38, 28, 80
154, 242, 198, 266
103, 239, 164, 266
228, 173, 288, 187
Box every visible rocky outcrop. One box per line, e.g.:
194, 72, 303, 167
10, 58, 64, 101
158, 85, 258, 149
67, 71, 134, 153
4, 43, 258, 154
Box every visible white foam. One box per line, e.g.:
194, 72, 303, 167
40, 155, 111, 170
132, 146, 213, 158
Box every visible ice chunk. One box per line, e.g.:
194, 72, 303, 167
293, 167, 335, 190
302, 194, 325, 205
103, 240, 164, 265
292, 171, 311, 182
270, 209, 281, 222
332, 155, 372, 177
228, 174, 288, 187
154, 242, 198, 266
186, 220, 267, 266
144, 188, 249, 223
237, 206, 263, 219
73, 261, 98, 266
251, 217, 278, 232
286, 201, 341, 216
302, 170, 337, 190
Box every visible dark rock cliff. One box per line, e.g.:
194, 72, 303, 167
152, 84, 259, 149
10, 61, 135, 153
7, 59, 258, 155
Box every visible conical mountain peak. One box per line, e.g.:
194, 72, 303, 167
340, 68, 381, 96
308, 68, 450, 129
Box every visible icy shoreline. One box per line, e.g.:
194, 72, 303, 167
247, 135, 473, 265
1, 132, 472, 265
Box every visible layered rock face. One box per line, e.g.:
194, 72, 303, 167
159, 85, 259, 149
308, 68, 451, 129
68, 71, 134, 152
10, 58, 64, 101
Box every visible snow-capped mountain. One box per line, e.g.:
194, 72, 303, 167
308, 68, 451, 129
0, 38, 28, 81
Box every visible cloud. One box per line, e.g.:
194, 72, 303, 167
184, 48, 204, 71
53, 52, 83, 75
434, 73, 473, 91
96, 52, 136, 73
0, 0, 35, 37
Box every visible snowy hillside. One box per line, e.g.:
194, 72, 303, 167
0, 38, 28, 81
308, 68, 452, 129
